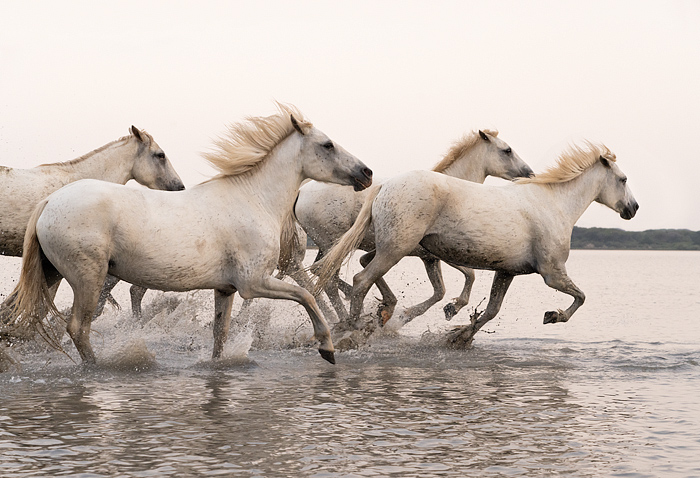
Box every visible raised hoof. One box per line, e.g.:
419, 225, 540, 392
319, 348, 336, 364
543, 310, 562, 324
443, 303, 458, 321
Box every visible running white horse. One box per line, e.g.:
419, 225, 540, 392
294, 130, 533, 324
316, 142, 638, 346
0, 127, 184, 322
7, 104, 372, 364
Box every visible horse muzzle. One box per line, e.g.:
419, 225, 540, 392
619, 200, 639, 220
352, 167, 373, 191
167, 180, 186, 191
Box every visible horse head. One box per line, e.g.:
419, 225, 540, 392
478, 130, 534, 180
129, 126, 186, 191
291, 115, 372, 191
596, 155, 639, 220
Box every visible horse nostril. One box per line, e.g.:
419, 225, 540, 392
363, 168, 373, 179
634, 202, 639, 212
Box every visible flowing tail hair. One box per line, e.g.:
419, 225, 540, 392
311, 184, 383, 295
5, 199, 64, 350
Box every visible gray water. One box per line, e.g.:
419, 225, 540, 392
1, 250, 699, 477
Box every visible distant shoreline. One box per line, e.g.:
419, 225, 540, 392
306, 227, 700, 251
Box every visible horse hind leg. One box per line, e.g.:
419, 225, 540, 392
447, 271, 514, 348
444, 264, 475, 320
66, 272, 109, 365
395, 257, 445, 326
358, 251, 398, 325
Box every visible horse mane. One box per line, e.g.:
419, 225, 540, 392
202, 103, 312, 178
515, 142, 616, 185
432, 129, 499, 173
37, 131, 148, 169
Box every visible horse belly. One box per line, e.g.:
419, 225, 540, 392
420, 232, 534, 274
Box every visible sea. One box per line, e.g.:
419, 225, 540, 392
0, 250, 698, 477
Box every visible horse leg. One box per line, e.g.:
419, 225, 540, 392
322, 272, 350, 323
447, 271, 514, 348
130, 285, 147, 318
212, 289, 235, 359
395, 258, 445, 326
444, 264, 475, 320
288, 266, 338, 323
65, 268, 108, 365
539, 268, 585, 324
245, 277, 334, 364
359, 251, 398, 325
93, 275, 121, 320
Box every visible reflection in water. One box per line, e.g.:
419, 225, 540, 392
0, 251, 699, 476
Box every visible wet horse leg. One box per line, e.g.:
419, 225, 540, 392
394, 257, 445, 326
212, 289, 235, 359
245, 276, 335, 364
443, 264, 475, 320
447, 271, 514, 348
359, 251, 398, 324
93, 275, 121, 320
539, 267, 585, 324
129, 285, 147, 318
65, 268, 109, 364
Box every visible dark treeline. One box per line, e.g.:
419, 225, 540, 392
571, 227, 700, 250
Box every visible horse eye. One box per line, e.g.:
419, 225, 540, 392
620, 177, 627, 184
155, 152, 166, 160
322, 141, 334, 150
503, 147, 512, 154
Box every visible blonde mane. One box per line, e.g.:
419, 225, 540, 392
516, 142, 616, 185
38, 133, 142, 169
432, 129, 499, 173
202, 103, 312, 178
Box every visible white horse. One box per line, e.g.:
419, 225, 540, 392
6, 104, 372, 364
295, 130, 533, 324
0, 127, 184, 322
316, 143, 638, 346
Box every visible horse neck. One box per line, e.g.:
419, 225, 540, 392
59, 140, 136, 184
439, 146, 488, 183
222, 136, 304, 225
541, 165, 606, 228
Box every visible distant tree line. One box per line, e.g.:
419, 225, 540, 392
308, 227, 700, 251
571, 227, 700, 250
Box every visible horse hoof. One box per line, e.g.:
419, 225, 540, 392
543, 311, 559, 324
319, 348, 336, 364
443, 303, 457, 320
380, 309, 392, 326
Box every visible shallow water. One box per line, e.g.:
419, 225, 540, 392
1, 250, 699, 477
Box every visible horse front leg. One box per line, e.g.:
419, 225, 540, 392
443, 264, 475, 320
447, 271, 514, 348
394, 258, 445, 326
246, 277, 335, 364
540, 268, 585, 324
212, 289, 236, 359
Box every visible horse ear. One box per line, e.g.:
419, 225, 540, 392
130, 125, 145, 143
599, 155, 612, 168
291, 115, 305, 135
478, 130, 490, 142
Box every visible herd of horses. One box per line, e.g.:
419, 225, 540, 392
0, 103, 639, 366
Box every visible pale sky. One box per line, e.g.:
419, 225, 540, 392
1, 1, 698, 231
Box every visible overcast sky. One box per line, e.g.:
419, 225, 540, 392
1, 1, 698, 231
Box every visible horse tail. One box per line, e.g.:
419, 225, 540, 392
6, 199, 64, 349
312, 184, 382, 294
277, 209, 301, 278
